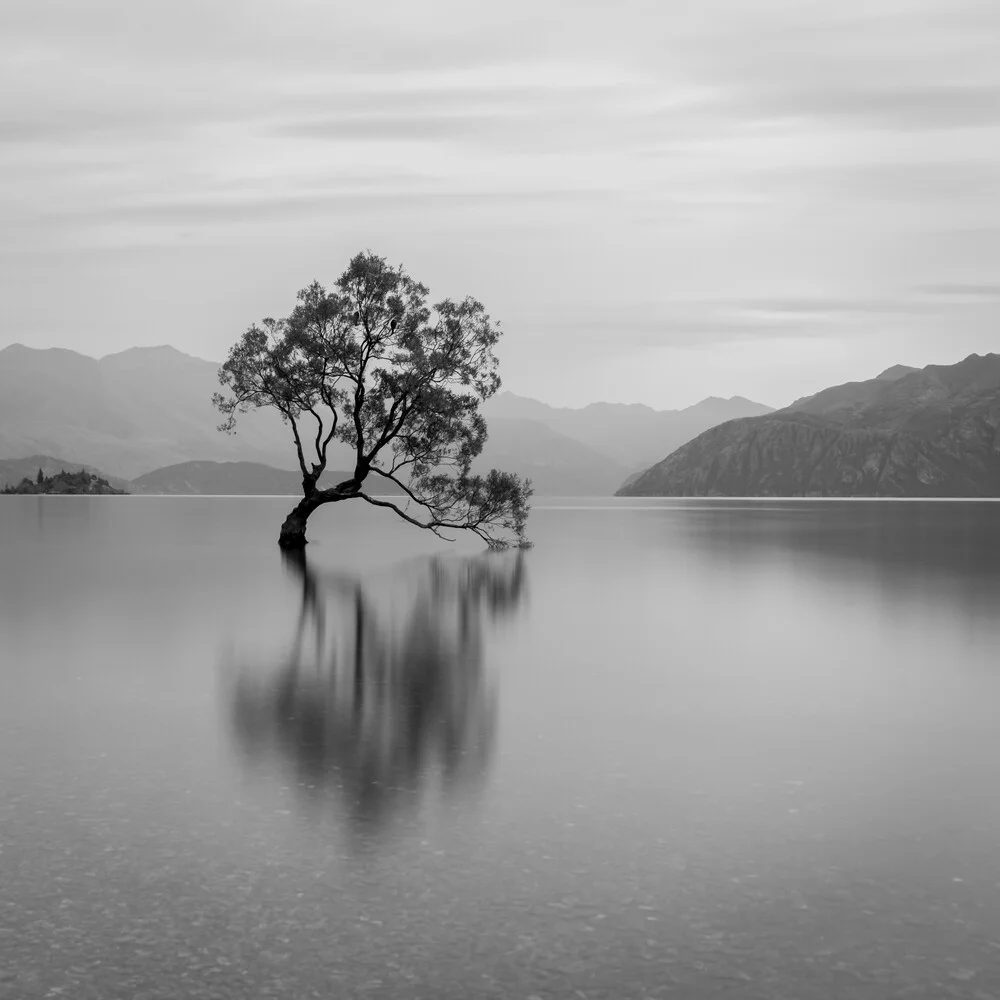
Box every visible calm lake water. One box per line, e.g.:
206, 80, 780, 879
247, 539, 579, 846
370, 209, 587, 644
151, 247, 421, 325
2, 497, 1000, 999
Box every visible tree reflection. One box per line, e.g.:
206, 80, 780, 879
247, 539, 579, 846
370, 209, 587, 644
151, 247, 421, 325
226, 548, 527, 841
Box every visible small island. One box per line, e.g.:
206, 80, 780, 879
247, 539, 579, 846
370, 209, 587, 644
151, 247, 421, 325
1, 468, 129, 495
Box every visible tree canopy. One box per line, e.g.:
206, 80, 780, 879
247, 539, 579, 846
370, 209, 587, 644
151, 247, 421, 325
213, 251, 532, 548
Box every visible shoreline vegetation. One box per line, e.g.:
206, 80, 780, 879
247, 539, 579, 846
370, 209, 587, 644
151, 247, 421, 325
1, 468, 128, 495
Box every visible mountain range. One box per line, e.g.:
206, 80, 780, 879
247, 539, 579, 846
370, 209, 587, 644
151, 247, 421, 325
5, 342, 997, 499
480, 391, 773, 472
0, 344, 772, 495
130, 461, 405, 496
619, 353, 1000, 497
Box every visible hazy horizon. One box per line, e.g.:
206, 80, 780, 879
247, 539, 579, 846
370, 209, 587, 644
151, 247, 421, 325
3, 1, 999, 409
4, 338, 994, 415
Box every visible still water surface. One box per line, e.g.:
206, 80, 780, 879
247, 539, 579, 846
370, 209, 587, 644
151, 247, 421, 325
2, 497, 1000, 999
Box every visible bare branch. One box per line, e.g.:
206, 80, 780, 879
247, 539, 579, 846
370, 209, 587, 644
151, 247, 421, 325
367, 466, 437, 511
320, 406, 339, 463
364, 394, 411, 464
283, 409, 309, 481
355, 493, 457, 542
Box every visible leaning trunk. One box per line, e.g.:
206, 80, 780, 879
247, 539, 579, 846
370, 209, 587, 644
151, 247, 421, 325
278, 494, 322, 549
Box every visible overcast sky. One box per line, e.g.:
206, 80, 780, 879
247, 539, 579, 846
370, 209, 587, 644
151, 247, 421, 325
2, 0, 999, 408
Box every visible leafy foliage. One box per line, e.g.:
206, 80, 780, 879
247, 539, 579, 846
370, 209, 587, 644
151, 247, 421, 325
214, 251, 532, 546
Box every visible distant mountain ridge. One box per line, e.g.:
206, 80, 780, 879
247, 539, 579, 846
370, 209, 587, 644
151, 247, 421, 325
875, 364, 919, 382
0, 456, 410, 496
0, 343, 321, 479
619, 353, 1000, 498
483, 391, 773, 471
474, 418, 632, 496
131, 461, 405, 496
0, 343, 773, 495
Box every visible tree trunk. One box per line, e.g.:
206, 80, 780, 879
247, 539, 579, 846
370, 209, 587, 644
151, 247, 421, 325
278, 495, 322, 549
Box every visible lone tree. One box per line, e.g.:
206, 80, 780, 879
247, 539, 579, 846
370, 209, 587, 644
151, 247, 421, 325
213, 251, 532, 549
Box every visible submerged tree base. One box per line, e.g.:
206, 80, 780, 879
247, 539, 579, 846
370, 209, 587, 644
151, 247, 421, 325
278, 497, 321, 548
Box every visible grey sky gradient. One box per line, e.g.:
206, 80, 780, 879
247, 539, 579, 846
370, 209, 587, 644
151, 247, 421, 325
2, 0, 999, 408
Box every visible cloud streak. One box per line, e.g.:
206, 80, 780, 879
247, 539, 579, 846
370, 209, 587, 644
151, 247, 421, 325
1, 0, 999, 407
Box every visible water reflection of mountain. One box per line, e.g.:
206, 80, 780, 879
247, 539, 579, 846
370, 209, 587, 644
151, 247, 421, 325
225, 548, 527, 841
675, 501, 1000, 620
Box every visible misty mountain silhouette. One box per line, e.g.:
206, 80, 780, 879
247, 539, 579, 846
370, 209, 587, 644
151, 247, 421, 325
0, 344, 317, 479
130, 460, 405, 496
483, 390, 773, 472
0, 344, 771, 494
619, 353, 1000, 497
